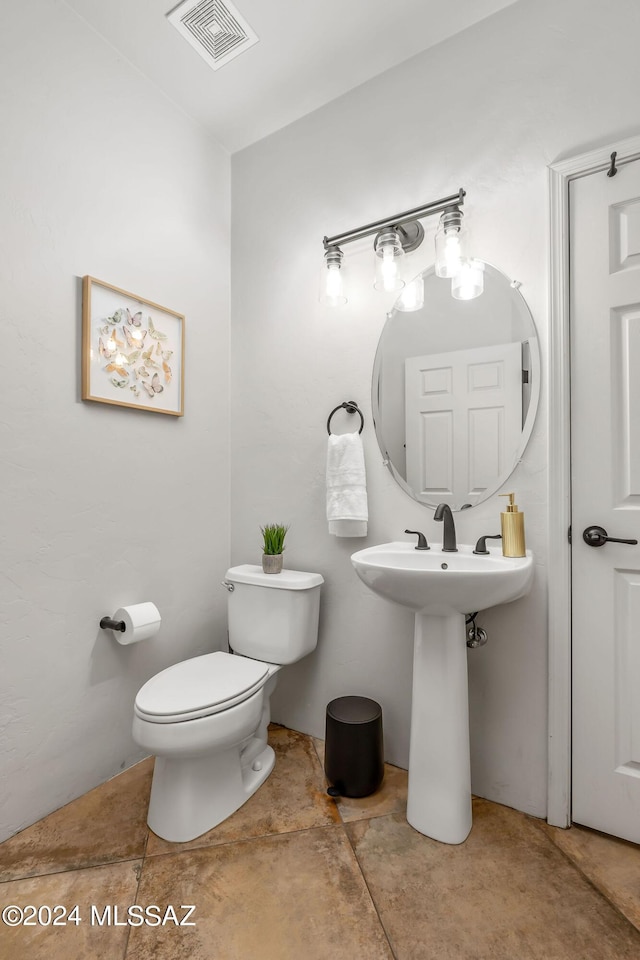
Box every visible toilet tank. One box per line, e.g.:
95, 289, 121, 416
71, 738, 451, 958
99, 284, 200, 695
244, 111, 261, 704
225, 565, 323, 665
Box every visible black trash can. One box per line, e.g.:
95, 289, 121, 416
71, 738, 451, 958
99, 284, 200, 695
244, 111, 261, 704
324, 696, 384, 798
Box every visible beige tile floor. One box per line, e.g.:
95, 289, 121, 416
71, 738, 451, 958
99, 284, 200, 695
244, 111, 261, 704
1, 725, 639, 959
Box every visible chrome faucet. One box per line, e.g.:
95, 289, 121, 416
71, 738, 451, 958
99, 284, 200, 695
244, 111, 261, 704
434, 503, 458, 552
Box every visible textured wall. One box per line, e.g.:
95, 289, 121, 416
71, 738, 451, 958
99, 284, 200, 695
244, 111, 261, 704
0, 0, 231, 840
231, 0, 640, 818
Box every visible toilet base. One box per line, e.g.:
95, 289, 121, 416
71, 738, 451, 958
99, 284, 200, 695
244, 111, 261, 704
147, 740, 276, 843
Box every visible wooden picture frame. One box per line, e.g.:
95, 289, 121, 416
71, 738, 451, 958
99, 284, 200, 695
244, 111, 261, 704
82, 276, 185, 416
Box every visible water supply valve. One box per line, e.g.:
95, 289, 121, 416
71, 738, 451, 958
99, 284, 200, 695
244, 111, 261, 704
465, 613, 488, 648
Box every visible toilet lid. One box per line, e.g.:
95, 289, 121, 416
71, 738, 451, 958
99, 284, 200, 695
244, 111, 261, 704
134, 651, 270, 723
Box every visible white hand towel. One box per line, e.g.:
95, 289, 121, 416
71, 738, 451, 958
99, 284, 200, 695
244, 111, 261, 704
326, 432, 368, 537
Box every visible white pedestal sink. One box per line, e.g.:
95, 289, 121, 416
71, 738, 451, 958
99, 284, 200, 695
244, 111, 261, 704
351, 542, 534, 844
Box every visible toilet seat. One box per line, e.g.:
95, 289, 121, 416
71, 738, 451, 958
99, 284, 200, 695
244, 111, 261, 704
134, 651, 269, 724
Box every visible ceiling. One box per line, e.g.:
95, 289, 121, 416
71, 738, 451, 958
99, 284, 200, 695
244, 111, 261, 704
65, 0, 519, 153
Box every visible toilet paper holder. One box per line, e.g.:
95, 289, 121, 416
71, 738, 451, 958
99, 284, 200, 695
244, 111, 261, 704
99, 616, 125, 632
98, 602, 162, 645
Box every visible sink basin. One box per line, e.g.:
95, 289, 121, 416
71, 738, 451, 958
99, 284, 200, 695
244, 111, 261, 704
351, 542, 534, 615
351, 540, 535, 845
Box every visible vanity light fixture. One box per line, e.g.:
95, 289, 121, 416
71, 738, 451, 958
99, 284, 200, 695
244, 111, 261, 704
319, 246, 348, 306
434, 206, 466, 278
321, 188, 480, 308
373, 229, 405, 293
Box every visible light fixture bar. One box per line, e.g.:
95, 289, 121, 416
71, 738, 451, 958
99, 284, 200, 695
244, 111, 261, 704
323, 188, 465, 250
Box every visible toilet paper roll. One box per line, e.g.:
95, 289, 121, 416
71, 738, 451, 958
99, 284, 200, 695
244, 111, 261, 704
112, 602, 161, 645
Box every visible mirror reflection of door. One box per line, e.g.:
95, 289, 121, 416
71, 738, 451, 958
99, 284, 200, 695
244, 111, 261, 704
372, 261, 540, 511
404, 343, 522, 507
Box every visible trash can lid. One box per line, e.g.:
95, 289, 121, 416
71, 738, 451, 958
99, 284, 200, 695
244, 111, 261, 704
327, 696, 382, 723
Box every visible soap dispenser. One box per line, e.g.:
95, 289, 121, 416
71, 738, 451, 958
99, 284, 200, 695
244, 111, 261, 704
499, 493, 526, 557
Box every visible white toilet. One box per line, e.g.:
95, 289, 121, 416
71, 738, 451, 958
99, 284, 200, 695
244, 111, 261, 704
132, 564, 323, 843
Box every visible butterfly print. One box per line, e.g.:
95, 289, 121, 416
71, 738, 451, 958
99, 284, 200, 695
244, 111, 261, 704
148, 318, 167, 340
104, 363, 128, 378
123, 327, 147, 349
99, 337, 115, 360
95, 298, 177, 408
142, 373, 164, 398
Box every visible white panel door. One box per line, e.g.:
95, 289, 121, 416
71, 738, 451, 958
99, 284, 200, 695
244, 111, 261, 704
571, 158, 640, 842
404, 343, 522, 506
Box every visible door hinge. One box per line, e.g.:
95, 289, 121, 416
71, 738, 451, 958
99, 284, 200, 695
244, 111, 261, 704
568, 525, 572, 544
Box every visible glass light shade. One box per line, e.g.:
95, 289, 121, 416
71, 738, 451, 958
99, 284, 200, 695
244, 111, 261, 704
435, 211, 467, 278
319, 248, 347, 306
396, 274, 425, 312
451, 259, 485, 300
374, 230, 405, 293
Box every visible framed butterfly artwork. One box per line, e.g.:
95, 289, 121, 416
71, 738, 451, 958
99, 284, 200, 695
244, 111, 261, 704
82, 277, 185, 416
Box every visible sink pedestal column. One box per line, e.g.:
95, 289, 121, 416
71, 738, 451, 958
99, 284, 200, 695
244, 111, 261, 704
406, 612, 472, 844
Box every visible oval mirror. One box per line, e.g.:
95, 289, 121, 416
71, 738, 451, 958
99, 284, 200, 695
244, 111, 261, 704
372, 261, 540, 511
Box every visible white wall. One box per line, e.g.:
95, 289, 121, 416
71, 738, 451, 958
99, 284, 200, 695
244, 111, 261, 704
231, 0, 640, 818
0, 0, 230, 841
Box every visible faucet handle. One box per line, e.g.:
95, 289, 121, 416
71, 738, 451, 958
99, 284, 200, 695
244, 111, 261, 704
404, 529, 430, 551
473, 534, 502, 555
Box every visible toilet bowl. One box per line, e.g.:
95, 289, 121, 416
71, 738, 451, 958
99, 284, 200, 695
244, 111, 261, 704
132, 565, 323, 843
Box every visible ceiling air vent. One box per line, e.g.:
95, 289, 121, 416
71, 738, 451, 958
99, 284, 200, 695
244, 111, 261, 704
167, 0, 259, 71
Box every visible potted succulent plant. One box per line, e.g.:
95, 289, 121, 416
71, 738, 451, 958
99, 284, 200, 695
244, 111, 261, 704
260, 523, 289, 573
261, 523, 289, 574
